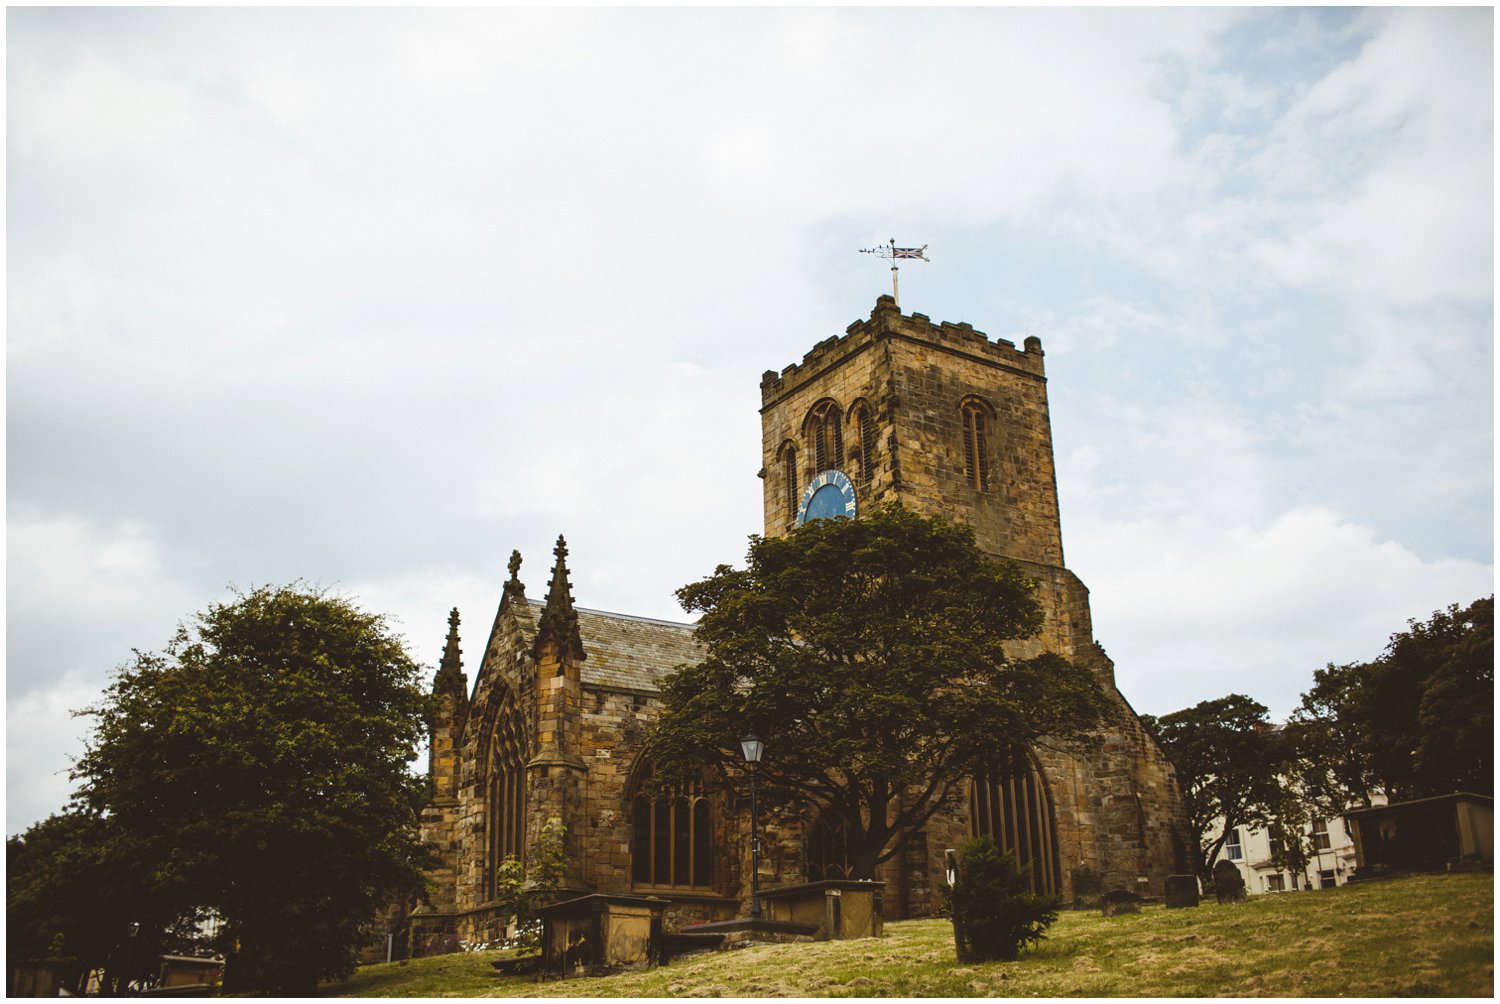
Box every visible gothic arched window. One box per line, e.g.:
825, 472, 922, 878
779, 441, 799, 523
806, 809, 852, 881
486, 687, 528, 898
849, 400, 877, 487
630, 764, 713, 890
969, 751, 1060, 896
960, 398, 992, 491
804, 400, 844, 473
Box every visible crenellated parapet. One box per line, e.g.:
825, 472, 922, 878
761, 295, 1044, 410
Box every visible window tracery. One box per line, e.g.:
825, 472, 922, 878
969, 752, 1060, 895
486, 688, 528, 899
806, 808, 852, 881
805, 400, 844, 474
630, 763, 713, 889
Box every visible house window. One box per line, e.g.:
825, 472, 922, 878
807, 810, 852, 882
1319, 869, 1337, 889
969, 751, 1061, 896
1265, 874, 1285, 892
805, 400, 843, 473
1226, 828, 1244, 861
486, 689, 528, 898
960, 400, 990, 491
1311, 817, 1331, 851
631, 765, 712, 890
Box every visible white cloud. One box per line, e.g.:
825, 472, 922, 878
5, 7, 1490, 834
6, 674, 102, 834
1074, 505, 1493, 720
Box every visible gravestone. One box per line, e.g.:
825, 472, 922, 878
1164, 874, 1200, 909
1100, 889, 1142, 916
1070, 867, 1102, 910
1212, 860, 1246, 904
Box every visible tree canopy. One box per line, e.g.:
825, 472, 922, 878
56, 584, 433, 995
1149, 596, 1493, 881
1141, 694, 1291, 879
648, 505, 1108, 880
1289, 596, 1492, 804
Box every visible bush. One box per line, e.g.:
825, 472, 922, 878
490, 817, 567, 952
949, 836, 1060, 962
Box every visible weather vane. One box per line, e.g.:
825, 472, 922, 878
858, 238, 928, 307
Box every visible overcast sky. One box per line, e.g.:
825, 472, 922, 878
8, 7, 1493, 835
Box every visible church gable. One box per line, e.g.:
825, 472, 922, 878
464, 551, 539, 757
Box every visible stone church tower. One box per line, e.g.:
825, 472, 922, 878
759, 295, 1189, 910
407, 297, 1190, 954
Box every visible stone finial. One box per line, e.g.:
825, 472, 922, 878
532, 534, 585, 664
432, 607, 469, 706
503, 549, 525, 601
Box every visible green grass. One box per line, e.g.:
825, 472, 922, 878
327, 872, 1493, 997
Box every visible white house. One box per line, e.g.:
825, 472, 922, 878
1212, 794, 1388, 894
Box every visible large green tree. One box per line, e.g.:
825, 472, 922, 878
1289, 597, 1492, 804
68, 584, 433, 995
648, 505, 1109, 880
1141, 694, 1291, 880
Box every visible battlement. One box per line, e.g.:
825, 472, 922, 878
760, 295, 1044, 404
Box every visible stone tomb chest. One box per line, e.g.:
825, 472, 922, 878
759, 880, 885, 940
536, 893, 667, 978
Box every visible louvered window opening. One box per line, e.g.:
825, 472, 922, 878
632, 770, 712, 889
969, 760, 1060, 896
807, 810, 853, 881
809, 402, 843, 473
855, 404, 876, 486
488, 702, 528, 898
962, 403, 989, 491
782, 444, 799, 521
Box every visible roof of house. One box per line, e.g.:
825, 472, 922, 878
526, 599, 702, 692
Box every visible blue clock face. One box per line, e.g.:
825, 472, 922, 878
796, 469, 858, 526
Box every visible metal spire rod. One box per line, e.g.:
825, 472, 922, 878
858, 239, 929, 307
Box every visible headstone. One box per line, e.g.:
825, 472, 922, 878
1100, 889, 1142, 916
1070, 867, 1102, 910
1164, 874, 1200, 909
1212, 860, 1246, 904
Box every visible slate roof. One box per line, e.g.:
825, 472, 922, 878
526, 599, 702, 692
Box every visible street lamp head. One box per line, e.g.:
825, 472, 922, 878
740, 731, 764, 765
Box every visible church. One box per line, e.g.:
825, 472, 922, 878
409, 295, 1191, 952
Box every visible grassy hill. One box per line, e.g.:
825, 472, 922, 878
328, 872, 1493, 997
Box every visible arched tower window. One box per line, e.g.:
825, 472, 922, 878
960, 398, 992, 491
630, 763, 713, 889
486, 687, 528, 898
806, 808, 852, 881
969, 751, 1060, 896
778, 441, 799, 522
849, 400, 876, 487
804, 400, 844, 473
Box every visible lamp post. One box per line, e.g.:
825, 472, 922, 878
740, 731, 765, 919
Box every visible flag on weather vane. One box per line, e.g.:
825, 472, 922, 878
858, 238, 929, 306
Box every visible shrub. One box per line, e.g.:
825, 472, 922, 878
949, 836, 1060, 962
490, 817, 568, 952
